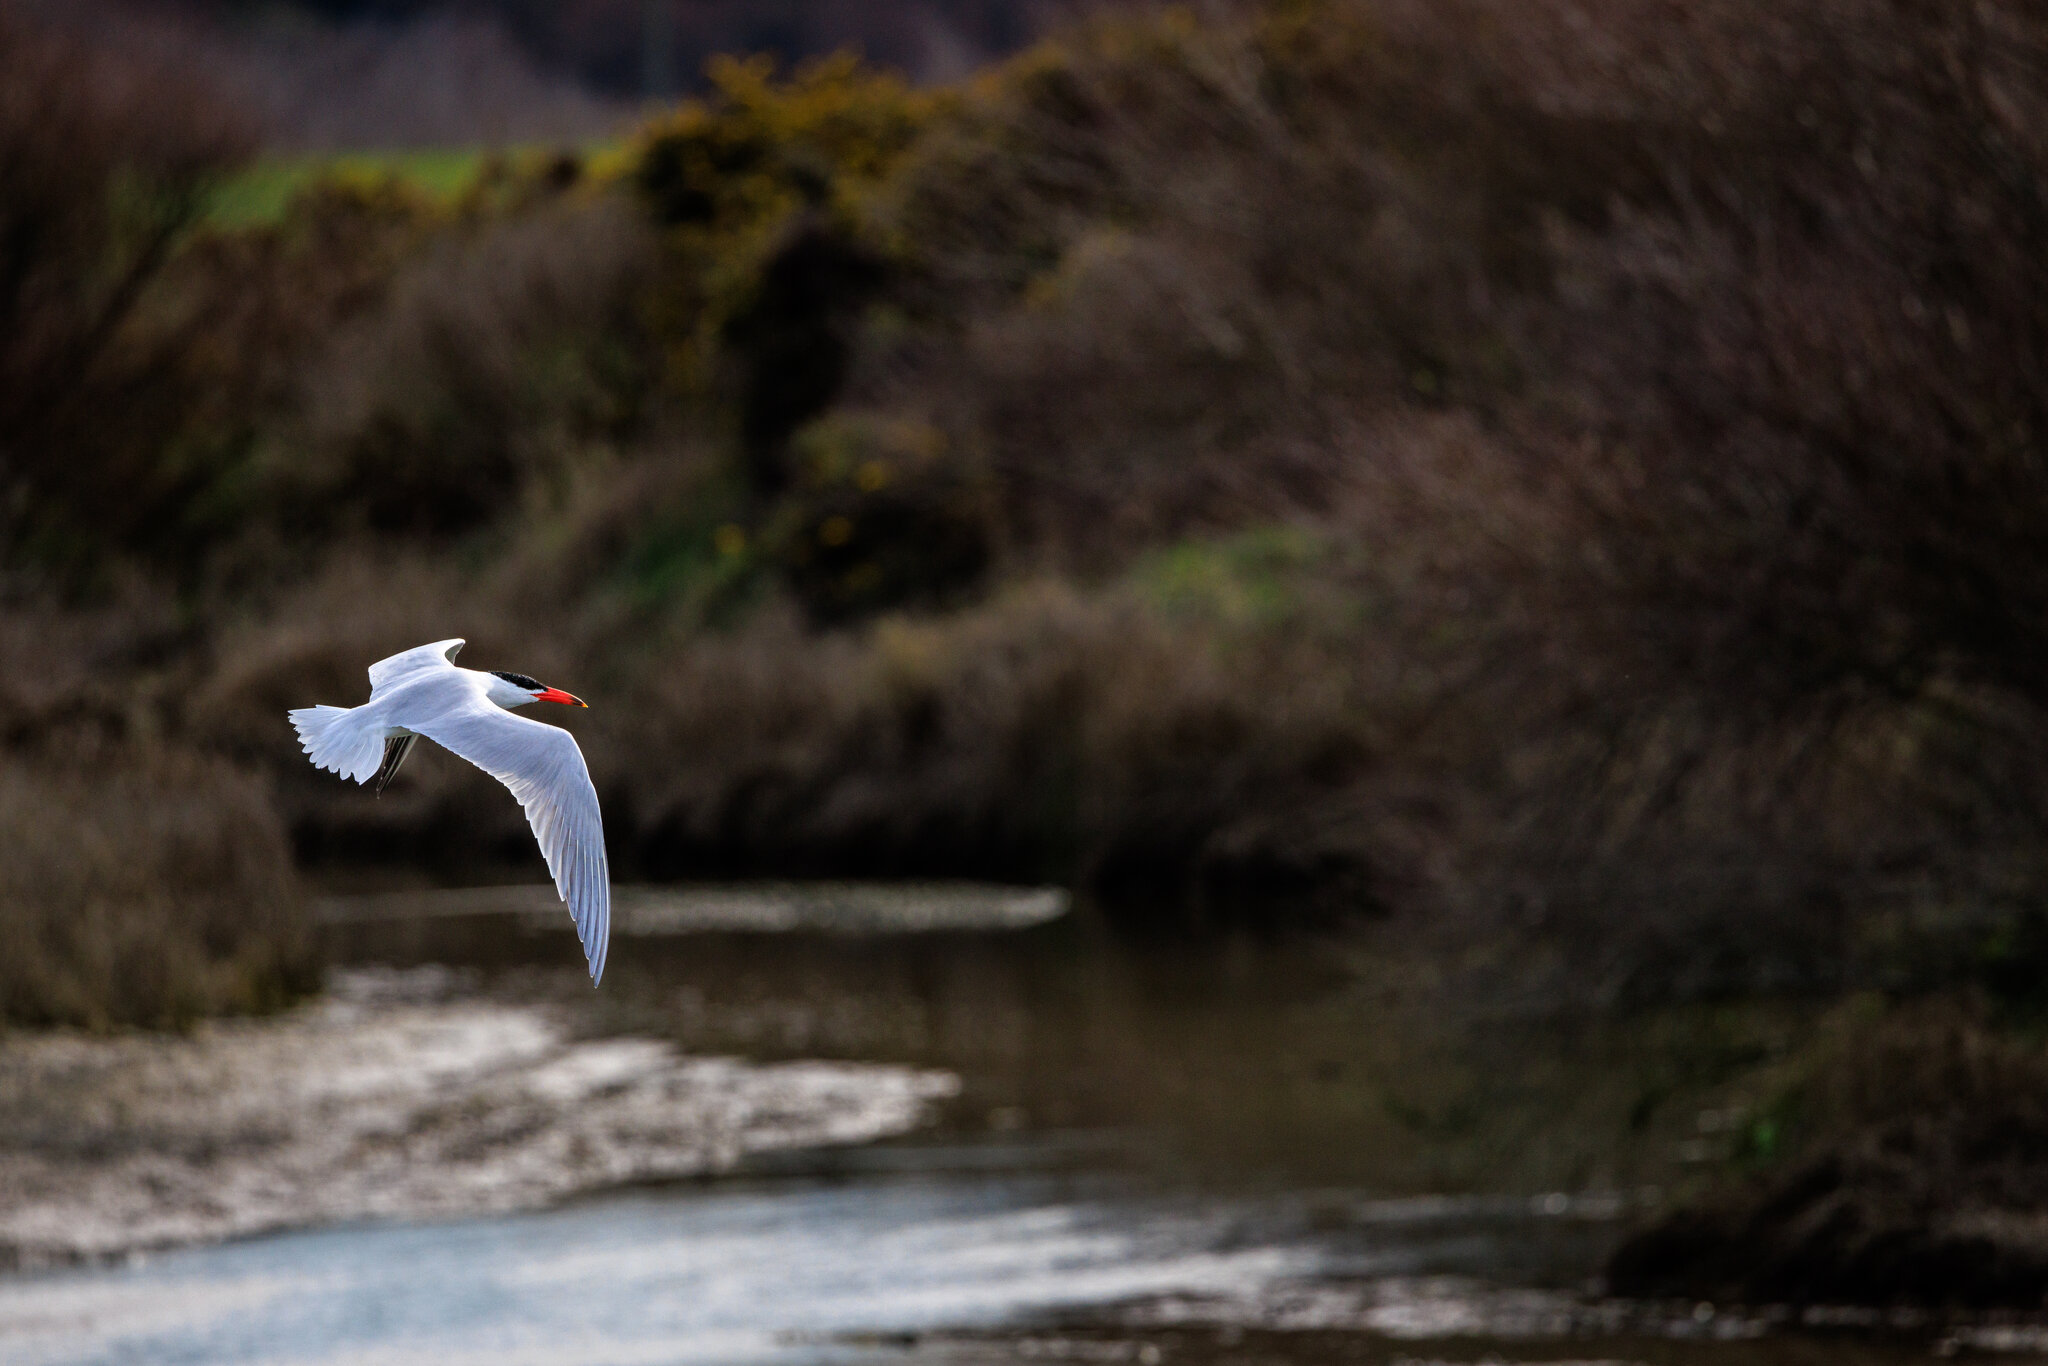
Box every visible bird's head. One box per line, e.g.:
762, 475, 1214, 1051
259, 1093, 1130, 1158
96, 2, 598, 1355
488, 670, 587, 710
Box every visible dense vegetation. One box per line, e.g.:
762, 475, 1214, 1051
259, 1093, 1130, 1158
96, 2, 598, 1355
4, 0, 2047, 1032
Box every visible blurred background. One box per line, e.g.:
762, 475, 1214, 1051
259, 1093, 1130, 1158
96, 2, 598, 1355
5, 0, 2048, 1361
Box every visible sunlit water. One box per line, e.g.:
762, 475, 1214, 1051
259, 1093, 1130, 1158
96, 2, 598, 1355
0, 1158, 1638, 1366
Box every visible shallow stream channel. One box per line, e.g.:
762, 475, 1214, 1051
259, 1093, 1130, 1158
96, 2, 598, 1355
0, 883, 2017, 1364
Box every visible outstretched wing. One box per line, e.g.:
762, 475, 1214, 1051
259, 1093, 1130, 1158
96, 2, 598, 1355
367, 639, 465, 696
409, 693, 610, 983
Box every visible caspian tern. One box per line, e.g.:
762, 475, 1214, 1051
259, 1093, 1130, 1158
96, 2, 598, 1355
288, 639, 610, 983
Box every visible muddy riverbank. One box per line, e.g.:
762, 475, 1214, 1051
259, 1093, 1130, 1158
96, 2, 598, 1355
0, 965, 956, 1268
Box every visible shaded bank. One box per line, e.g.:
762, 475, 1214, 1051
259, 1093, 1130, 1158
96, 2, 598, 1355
1610, 1003, 2048, 1311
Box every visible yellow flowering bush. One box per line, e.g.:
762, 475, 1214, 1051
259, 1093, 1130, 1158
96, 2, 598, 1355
630, 54, 940, 404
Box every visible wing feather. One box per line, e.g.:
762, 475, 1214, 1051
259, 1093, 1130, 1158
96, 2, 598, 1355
405, 683, 610, 983
367, 639, 465, 696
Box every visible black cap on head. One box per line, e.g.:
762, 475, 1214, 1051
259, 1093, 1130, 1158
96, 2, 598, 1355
491, 671, 542, 691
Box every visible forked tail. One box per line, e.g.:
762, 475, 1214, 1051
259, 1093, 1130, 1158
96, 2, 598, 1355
288, 704, 384, 784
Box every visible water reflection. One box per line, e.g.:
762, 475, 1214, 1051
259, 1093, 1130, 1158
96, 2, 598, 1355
321, 886, 1801, 1199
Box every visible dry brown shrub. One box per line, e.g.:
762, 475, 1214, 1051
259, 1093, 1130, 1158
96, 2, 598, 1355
0, 6, 250, 578
0, 586, 317, 1028
272, 194, 661, 543
590, 574, 1396, 914
0, 745, 314, 1029
797, 0, 2048, 984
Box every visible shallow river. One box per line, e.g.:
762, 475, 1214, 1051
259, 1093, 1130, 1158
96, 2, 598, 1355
0, 885, 1997, 1364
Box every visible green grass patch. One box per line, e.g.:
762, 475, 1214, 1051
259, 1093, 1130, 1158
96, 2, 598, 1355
207, 148, 486, 227
206, 145, 620, 228
1133, 526, 1329, 629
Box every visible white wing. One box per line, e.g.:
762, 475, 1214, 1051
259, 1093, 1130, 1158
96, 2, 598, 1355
368, 638, 465, 696
399, 676, 610, 983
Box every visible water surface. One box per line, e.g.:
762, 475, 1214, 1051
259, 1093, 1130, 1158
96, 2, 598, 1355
0, 885, 1997, 1364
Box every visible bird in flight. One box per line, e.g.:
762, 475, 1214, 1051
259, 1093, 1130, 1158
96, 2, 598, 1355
288, 639, 610, 983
